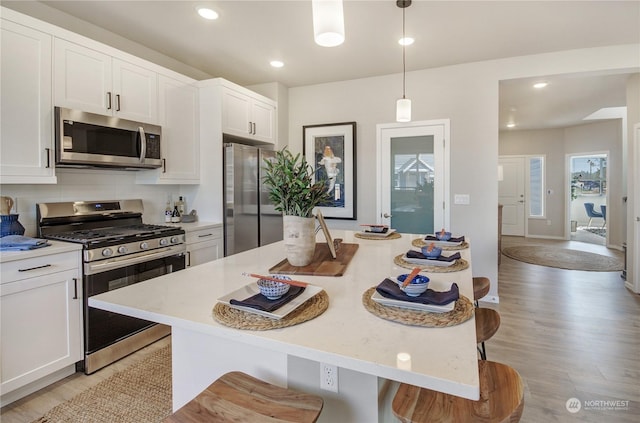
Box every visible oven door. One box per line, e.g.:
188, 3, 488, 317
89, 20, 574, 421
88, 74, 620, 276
83, 250, 185, 356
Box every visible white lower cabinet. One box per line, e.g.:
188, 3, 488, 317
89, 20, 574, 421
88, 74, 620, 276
184, 225, 223, 267
0, 250, 83, 405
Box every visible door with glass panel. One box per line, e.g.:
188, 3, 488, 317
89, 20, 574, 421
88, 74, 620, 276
377, 121, 449, 234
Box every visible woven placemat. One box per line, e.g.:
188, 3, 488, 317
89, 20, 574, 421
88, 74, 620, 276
362, 287, 474, 327
213, 290, 329, 330
394, 254, 469, 273
412, 238, 469, 250
354, 232, 402, 241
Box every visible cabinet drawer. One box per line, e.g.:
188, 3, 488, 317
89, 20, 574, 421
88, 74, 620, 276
185, 227, 222, 245
1, 251, 79, 284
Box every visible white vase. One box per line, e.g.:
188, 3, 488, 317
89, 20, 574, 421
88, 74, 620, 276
283, 215, 316, 266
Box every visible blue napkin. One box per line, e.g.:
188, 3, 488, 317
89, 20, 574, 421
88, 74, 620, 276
0, 235, 50, 251
424, 235, 465, 243
406, 250, 461, 262
376, 278, 459, 306
230, 285, 305, 312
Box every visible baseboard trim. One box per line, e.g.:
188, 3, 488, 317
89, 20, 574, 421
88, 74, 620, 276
525, 234, 565, 240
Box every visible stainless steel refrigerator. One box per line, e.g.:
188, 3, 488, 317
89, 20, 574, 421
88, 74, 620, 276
223, 142, 283, 256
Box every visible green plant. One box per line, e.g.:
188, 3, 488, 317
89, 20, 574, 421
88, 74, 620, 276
262, 148, 330, 218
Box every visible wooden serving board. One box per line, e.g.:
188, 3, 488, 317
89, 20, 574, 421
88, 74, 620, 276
269, 241, 359, 277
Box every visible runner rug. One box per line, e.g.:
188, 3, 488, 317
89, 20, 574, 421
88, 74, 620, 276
502, 245, 623, 271
33, 345, 172, 423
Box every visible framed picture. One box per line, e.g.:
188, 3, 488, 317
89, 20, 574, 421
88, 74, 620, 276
316, 210, 336, 259
303, 122, 357, 220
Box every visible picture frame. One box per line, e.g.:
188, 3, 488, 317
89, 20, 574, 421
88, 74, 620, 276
316, 210, 336, 259
303, 122, 357, 220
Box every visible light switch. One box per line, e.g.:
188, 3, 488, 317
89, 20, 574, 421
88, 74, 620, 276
454, 194, 470, 205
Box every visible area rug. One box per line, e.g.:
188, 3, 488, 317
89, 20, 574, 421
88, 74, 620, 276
502, 245, 623, 271
33, 345, 172, 423
584, 227, 606, 237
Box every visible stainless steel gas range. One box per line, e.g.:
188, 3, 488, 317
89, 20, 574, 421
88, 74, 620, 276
37, 199, 185, 374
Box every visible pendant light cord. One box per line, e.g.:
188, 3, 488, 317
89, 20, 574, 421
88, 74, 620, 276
402, 5, 406, 99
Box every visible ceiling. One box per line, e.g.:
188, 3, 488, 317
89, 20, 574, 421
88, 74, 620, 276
4, 1, 639, 130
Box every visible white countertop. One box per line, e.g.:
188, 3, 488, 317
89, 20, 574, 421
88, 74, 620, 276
90, 230, 479, 399
0, 239, 82, 263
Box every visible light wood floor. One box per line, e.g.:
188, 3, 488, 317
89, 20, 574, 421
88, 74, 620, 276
2, 236, 638, 422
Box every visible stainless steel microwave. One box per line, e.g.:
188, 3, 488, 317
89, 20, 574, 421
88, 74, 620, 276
54, 107, 162, 170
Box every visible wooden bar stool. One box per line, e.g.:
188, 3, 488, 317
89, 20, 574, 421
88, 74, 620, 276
392, 360, 524, 423
473, 277, 491, 306
164, 371, 324, 422
475, 307, 501, 360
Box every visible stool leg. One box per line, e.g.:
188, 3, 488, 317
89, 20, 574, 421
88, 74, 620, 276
478, 341, 487, 360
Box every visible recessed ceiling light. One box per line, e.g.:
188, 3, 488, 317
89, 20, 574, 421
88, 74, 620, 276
399, 37, 414, 46
507, 123, 516, 128
270, 60, 284, 68
197, 8, 218, 20
533, 82, 548, 89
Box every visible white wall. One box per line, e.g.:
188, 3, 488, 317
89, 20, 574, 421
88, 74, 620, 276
626, 74, 640, 291
289, 44, 640, 301
0, 169, 181, 237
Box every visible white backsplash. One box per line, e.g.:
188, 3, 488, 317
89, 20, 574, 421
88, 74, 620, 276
1, 169, 182, 237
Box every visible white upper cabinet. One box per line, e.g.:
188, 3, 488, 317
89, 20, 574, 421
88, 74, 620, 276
222, 85, 276, 144
54, 39, 158, 124
0, 19, 56, 184
137, 75, 200, 184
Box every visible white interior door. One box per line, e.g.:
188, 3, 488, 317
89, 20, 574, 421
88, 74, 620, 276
499, 156, 526, 236
377, 120, 449, 234
633, 124, 640, 293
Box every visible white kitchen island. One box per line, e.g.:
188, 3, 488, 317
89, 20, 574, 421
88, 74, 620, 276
89, 230, 479, 422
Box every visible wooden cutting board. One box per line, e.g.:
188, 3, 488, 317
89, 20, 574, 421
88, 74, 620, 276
268, 240, 359, 277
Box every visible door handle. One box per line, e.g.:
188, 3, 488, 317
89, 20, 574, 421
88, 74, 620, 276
383, 213, 392, 218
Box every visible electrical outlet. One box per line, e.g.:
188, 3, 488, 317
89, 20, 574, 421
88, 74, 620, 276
320, 363, 338, 392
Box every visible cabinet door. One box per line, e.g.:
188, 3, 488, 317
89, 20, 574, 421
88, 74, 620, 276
54, 39, 112, 115
222, 89, 252, 138
1, 269, 82, 394
187, 239, 221, 267
112, 58, 158, 123
156, 75, 199, 182
251, 99, 276, 144
0, 20, 55, 183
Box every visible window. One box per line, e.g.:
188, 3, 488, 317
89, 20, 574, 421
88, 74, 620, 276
528, 156, 544, 218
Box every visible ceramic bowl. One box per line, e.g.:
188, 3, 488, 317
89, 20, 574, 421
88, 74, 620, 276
257, 275, 291, 299
421, 245, 442, 258
367, 225, 388, 233
436, 231, 452, 241
396, 274, 430, 297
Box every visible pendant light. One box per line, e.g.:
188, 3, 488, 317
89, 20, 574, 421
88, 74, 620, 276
396, 0, 412, 122
312, 0, 345, 47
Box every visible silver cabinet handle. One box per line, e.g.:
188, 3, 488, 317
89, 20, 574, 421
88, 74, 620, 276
252, 122, 256, 135
187, 251, 191, 267
248, 121, 252, 134
198, 233, 214, 238
72, 277, 78, 299
162, 158, 167, 173
383, 213, 392, 218
116, 94, 121, 111
45, 147, 51, 168
107, 92, 112, 110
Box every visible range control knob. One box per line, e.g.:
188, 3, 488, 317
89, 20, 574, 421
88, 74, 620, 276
170, 236, 180, 244
102, 248, 113, 257
159, 238, 168, 246
140, 242, 149, 250
117, 246, 128, 254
